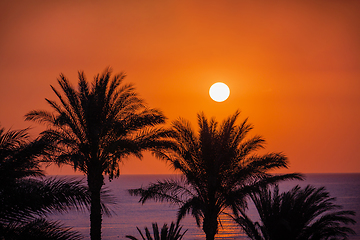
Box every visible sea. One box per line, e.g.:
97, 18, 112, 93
49, 173, 360, 239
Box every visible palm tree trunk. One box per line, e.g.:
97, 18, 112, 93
205, 232, 216, 240
88, 170, 104, 240
203, 214, 218, 240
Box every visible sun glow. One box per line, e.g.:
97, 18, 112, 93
209, 82, 230, 102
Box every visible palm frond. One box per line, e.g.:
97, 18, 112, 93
1, 177, 90, 222
236, 184, 356, 240
1, 218, 83, 240
126, 222, 187, 240
128, 178, 192, 205
0, 126, 48, 181
0, 126, 29, 149
177, 197, 204, 226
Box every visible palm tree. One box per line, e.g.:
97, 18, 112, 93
234, 184, 356, 240
0, 125, 91, 239
25, 68, 170, 240
125, 222, 187, 240
129, 111, 302, 240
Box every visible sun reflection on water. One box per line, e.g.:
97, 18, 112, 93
188, 215, 248, 240
216, 216, 247, 239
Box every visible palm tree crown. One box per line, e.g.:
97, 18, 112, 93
26, 68, 168, 179
125, 222, 187, 240
235, 184, 356, 240
0, 125, 91, 240
129, 111, 302, 240
25, 68, 170, 240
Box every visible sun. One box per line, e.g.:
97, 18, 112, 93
209, 82, 230, 102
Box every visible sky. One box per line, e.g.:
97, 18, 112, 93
1, 0, 359, 175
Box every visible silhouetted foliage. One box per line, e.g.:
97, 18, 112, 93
234, 184, 356, 240
1, 219, 82, 240
0, 125, 91, 240
129, 111, 302, 240
125, 222, 187, 240
25, 67, 171, 240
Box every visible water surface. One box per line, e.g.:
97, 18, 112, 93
49, 173, 360, 239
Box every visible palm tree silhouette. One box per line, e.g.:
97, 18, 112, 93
125, 222, 187, 240
129, 111, 302, 240
0, 125, 91, 239
234, 184, 356, 240
25, 68, 170, 240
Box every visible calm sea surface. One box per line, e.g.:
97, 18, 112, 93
49, 174, 360, 239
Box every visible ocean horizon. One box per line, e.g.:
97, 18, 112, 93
48, 173, 360, 239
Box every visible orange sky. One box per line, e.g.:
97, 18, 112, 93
1, 0, 360, 175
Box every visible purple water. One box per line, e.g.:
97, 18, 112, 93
49, 173, 360, 239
